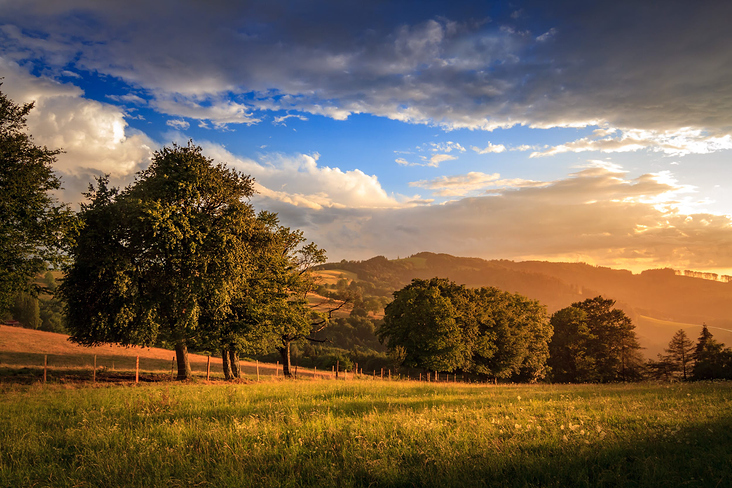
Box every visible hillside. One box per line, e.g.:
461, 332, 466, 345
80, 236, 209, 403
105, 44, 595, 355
317, 252, 732, 358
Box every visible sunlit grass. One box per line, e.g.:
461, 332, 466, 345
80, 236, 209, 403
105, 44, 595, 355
1, 380, 730, 487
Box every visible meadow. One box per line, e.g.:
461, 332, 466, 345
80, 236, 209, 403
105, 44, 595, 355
1, 379, 731, 487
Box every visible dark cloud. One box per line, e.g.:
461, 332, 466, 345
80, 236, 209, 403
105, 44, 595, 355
2, 0, 730, 132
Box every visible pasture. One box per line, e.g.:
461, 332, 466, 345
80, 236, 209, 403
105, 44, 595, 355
1, 379, 730, 487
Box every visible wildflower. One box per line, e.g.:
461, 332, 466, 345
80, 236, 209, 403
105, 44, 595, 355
560, 425, 565, 430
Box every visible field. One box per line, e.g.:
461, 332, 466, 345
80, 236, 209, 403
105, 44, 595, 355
1, 380, 731, 487
0, 325, 328, 384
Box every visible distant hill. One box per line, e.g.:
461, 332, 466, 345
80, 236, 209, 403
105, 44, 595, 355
316, 252, 732, 358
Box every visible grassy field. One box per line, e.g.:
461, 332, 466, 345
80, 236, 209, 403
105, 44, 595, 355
1, 380, 730, 487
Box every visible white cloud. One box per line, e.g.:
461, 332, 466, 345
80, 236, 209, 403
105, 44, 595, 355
153, 95, 261, 128
0, 57, 154, 181
427, 154, 457, 167
471, 142, 507, 154
198, 143, 405, 210
531, 128, 732, 158
166, 119, 189, 130
272, 113, 308, 126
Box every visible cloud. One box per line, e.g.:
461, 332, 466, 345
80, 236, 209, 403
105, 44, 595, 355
3, 1, 731, 137
196, 143, 405, 210
166, 119, 190, 130
531, 128, 732, 158
427, 154, 457, 167
263, 162, 732, 272
153, 95, 261, 128
471, 142, 507, 154
410, 172, 501, 196
0, 57, 155, 185
272, 113, 309, 126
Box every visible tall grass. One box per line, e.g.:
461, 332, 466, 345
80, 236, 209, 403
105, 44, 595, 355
1, 380, 731, 487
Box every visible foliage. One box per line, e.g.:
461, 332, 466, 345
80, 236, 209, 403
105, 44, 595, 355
0, 88, 74, 314
663, 329, 695, 380
61, 142, 256, 379
548, 296, 643, 383
692, 325, 732, 380
379, 278, 551, 381
10, 292, 40, 329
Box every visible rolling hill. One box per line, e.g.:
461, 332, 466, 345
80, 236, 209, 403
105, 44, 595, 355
316, 252, 732, 358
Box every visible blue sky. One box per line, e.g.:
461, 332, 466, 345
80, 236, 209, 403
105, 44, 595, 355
2, 0, 732, 273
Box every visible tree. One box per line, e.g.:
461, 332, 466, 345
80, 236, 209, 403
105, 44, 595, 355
0, 87, 74, 314
466, 287, 551, 382
11, 291, 40, 329
663, 329, 695, 380
239, 214, 341, 378
548, 296, 642, 383
379, 278, 552, 381
61, 142, 256, 379
692, 325, 732, 380
379, 278, 469, 373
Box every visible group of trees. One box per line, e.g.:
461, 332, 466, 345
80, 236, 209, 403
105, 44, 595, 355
1, 88, 341, 380
378, 278, 553, 382
649, 325, 732, 381
61, 143, 340, 380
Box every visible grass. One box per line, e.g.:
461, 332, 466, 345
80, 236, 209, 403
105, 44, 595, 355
1, 380, 731, 487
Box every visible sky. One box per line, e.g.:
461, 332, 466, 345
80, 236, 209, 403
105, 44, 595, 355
2, 0, 732, 274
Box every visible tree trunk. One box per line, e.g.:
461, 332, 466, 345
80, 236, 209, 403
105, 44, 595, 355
175, 341, 192, 380
278, 340, 292, 377
229, 348, 240, 378
222, 347, 233, 380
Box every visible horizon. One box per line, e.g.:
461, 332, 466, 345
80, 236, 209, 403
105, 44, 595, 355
2, 1, 731, 275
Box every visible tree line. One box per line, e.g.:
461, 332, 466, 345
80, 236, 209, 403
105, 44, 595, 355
379, 277, 732, 383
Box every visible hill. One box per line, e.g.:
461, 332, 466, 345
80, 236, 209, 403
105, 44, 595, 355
316, 252, 732, 358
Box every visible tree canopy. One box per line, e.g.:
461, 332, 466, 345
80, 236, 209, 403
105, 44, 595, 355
379, 278, 551, 381
548, 296, 642, 383
61, 142, 257, 379
0, 87, 74, 314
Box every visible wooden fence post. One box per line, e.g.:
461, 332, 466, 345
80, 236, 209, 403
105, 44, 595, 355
276, 361, 279, 377
336, 360, 339, 380
93, 354, 97, 383
206, 355, 210, 381
135, 355, 139, 384
44, 354, 47, 384
388, 369, 391, 380
170, 356, 174, 380
256, 360, 260, 381
380, 368, 384, 379
313, 365, 316, 379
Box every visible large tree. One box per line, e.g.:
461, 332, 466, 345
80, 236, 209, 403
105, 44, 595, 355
0, 87, 74, 314
61, 142, 256, 379
548, 296, 642, 383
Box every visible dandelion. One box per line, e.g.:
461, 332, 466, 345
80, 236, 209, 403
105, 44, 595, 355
517, 396, 522, 401
560, 425, 565, 430
580, 429, 585, 435
515, 424, 521, 429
